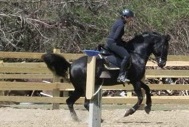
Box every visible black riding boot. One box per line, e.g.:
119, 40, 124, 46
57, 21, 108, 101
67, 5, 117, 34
117, 57, 130, 83
117, 71, 130, 83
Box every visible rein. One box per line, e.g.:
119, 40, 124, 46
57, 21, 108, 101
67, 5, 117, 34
151, 33, 165, 62
128, 33, 150, 59
130, 32, 164, 63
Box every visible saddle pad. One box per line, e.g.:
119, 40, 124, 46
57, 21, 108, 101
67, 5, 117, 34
104, 64, 120, 70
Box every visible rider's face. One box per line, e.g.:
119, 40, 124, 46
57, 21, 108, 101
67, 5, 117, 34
125, 17, 133, 26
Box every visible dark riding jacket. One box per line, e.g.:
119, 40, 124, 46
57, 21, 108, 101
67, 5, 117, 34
107, 18, 126, 45
106, 18, 130, 71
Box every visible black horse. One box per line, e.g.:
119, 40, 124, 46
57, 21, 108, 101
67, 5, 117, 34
42, 32, 170, 121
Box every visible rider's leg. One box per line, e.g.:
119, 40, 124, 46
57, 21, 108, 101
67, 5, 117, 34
106, 40, 130, 82
117, 56, 130, 82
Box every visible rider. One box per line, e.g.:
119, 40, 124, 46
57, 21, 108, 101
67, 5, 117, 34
106, 9, 134, 83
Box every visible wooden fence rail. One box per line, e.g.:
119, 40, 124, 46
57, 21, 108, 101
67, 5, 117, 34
0, 51, 189, 109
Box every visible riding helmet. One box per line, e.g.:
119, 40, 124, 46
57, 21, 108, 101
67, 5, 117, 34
121, 9, 134, 17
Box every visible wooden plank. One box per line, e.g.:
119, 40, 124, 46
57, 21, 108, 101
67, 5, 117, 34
0, 96, 67, 103
61, 53, 84, 61
0, 82, 72, 90
146, 70, 189, 78
146, 61, 189, 67
0, 82, 58, 90
1, 59, 189, 67
102, 84, 189, 91
0, 52, 188, 62
0, 51, 84, 60
1, 96, 189, 104
149, 84, 189, 90
0, 66, 51, 73
167, 55, 189, 61
0, 61, 188, 69
102, 96, 189, 104
0, 74, 53, 79
66, 53, 189, 61
150, 96, 189, 104
102, 84, 133, 90
0, 82, 74, 90
0, 82, 189, 91
2, 66, 188, 78
0, 52, 44, 59
149, 55, 189, 61
0, 62, 47, 67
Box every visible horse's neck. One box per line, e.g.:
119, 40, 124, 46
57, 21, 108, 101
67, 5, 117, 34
130, 42, 152, 66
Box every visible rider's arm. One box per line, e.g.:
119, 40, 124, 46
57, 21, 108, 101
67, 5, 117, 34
113, 25, 124, 41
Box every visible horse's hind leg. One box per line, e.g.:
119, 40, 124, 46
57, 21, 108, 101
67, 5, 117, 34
124, 82, 143, 117
141, 81, 152, 114
84, 98, 90, 111
84, 95, 104, 123
66, 89, 83, 121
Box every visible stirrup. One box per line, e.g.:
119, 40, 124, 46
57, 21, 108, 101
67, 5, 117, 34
117, 75, 130, 83
117, 78, 130, 83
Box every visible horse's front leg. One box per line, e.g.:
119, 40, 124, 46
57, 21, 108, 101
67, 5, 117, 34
124, 82, 143, 117
141, 81, 152, 114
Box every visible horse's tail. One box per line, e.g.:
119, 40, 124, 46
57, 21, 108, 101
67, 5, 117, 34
41, 53, 70, 78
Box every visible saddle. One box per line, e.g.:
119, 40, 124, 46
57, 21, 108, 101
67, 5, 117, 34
97, 44, 121, 70
96, 44, 131, 78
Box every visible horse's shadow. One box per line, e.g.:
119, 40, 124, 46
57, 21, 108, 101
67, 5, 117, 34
116, 121, 164, 125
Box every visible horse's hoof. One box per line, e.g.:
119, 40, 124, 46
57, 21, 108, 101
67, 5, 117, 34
124, 109, 135, 117
71, 113, 80, 121
124, 111, 130, 117
72, 116, 80, 122
144, 106, 151, 114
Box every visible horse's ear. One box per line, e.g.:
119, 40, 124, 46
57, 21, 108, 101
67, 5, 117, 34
166, 34, 171, 41
134, 33, 138, 36
96, 44, 105, 51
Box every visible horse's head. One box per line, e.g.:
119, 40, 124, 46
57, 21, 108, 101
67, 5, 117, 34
152, 33, 170, 68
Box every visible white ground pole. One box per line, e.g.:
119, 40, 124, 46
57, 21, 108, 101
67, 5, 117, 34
86, 55, 102, 127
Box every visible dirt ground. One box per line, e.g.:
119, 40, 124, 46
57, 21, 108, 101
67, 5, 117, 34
0, 104, 189, 127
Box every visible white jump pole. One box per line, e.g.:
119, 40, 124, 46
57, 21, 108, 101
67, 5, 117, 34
85, 50, 101, 127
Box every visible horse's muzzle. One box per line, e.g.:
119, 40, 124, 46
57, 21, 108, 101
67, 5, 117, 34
157, 58, 166, 68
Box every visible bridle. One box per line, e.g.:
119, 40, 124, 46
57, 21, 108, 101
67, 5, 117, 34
153, 37, 166, 63
147, 32, 166, 63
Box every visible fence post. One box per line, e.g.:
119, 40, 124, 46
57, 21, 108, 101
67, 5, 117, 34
0, 60, 4, 96
85, 50, 101, 127
52, 49, 61, 109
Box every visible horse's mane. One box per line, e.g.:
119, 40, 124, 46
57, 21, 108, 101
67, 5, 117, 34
127, 31, 162, 45
96, 31, 162, 52
126, 32, 146, 45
